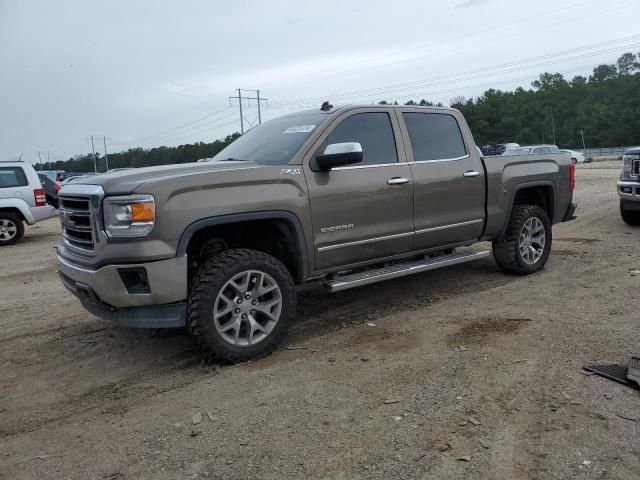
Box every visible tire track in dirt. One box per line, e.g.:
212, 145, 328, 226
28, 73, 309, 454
0, 349, 205, 438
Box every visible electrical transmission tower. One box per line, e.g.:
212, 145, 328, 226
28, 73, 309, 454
87, 135, 110, 172
228, 89, 268, 134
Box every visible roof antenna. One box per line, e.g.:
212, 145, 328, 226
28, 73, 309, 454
320, 101, 333, 111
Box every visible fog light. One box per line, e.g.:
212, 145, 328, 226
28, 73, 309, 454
118, 267, 150, 294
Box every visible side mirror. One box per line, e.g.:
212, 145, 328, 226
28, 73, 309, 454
316, 142, 363, 170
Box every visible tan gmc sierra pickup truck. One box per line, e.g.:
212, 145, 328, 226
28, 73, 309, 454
57, 103, 577, 361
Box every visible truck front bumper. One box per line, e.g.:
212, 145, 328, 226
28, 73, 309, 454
618, 181, 640, 202
57, 254, 187, 328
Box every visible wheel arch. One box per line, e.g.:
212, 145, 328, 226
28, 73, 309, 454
177, 210, 308, 285
500, 181, 556, 238
0, 207, 26, 222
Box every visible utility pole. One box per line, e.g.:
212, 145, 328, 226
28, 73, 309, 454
38, 151, 42, 171
580, 129, 587, 154
229, 89, 268, 134
236, 88, 244, 134
103, 136, 109, 171
47, 151, 51, 171
90, 135, 97, 173
551, 114, 556, 145
256, 89, 262, 125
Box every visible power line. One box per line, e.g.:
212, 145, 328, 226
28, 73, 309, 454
260, 0, 630, 89
346, 64, 602, 106
109, 109, 238, 147
271, 38, 640, 108
131, 118, 241, 149
119, 110, 239, 147
111, 106, 233, 145
274, 35, 640, 107
278, 0, 637, 89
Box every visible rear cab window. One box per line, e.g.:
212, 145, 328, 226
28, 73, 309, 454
0, 167, 28, 188
402, 112, 467, 161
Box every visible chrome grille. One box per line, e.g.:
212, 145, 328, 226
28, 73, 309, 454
59, 195, 94, 251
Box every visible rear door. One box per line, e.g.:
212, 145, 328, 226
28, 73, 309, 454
398, 109, 485, 250
304, 108, 414, 270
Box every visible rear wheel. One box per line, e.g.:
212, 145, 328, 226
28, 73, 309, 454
493, 204, 552, 275
187, 249, 296, 362
620, 200, 640, 226
0, 212, 24, 246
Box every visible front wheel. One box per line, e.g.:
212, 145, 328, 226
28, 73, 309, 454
187, 249, 296, 362
493, 204, 552, 275
620, 200, 640, 226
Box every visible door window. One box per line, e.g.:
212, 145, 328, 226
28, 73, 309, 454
0, 167, 28, 188
403, 113, 467, 161
325, 112, 398, 166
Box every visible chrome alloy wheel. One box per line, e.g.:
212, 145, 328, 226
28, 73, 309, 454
213, 270, 282, 347
519, 217, 545, 265
0, 219, 18, 241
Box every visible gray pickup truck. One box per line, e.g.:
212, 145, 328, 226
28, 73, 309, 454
618, 147, 640, 225
57, 104, 576, 361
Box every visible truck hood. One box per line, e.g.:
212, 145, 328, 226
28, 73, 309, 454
74, 160, 260, 195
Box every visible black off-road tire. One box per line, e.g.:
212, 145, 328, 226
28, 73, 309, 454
0, 212, 25, 246
492, 204, 552, 275
187, 248, 296, 362
620, 200, 640, 226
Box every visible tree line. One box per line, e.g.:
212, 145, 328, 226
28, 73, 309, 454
52, 52, 639, 173
50, 133, 241, 173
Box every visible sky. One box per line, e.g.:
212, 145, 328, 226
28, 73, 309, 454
1, 0, 639, 164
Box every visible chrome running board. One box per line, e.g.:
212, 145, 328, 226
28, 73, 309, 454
324, 250, 491, 293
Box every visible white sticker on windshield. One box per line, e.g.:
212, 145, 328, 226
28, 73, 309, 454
283, 125, 317, 134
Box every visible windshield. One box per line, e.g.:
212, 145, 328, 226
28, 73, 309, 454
212, 114, 327, 165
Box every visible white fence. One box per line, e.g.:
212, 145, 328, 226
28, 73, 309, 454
578, 147, 637, 158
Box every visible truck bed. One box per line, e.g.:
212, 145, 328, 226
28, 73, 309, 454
481, 152, 573, 240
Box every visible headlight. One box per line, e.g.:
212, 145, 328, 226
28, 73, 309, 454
103, 195, 155, 238
621, 155, 639, 180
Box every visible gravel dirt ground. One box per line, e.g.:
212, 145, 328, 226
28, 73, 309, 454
1, 162, 639, 480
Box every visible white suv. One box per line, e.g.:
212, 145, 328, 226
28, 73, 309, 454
0, 162, 56, 245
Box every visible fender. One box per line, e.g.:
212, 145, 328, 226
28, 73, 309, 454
499, 180, 557, 238
176, 210, 308, 284
0, 198, 35, 224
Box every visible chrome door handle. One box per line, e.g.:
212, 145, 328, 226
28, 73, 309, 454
463, 170, 480, 178
387, 177, 410, 185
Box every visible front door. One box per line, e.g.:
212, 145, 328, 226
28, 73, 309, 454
304, 109, 414, 270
